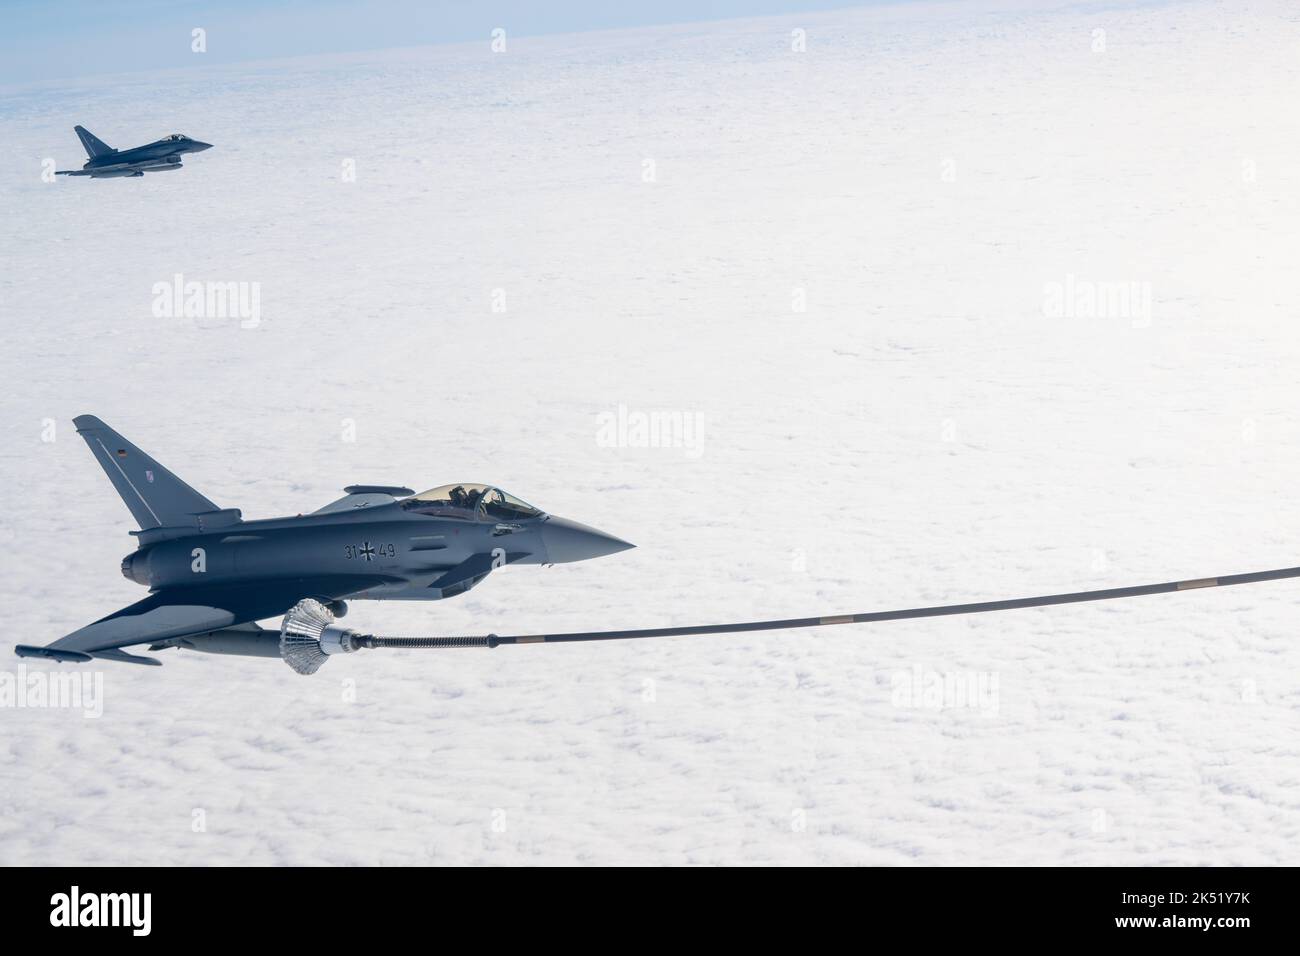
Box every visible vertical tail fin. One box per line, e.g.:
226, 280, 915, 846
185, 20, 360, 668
74, 125, 114, 159
73, 415, 220, 530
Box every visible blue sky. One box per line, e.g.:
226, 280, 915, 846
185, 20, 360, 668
0, 0, 900, 85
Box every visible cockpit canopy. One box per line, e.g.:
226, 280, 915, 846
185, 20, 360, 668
401, 484, 544, 521
165, 133, 187, 141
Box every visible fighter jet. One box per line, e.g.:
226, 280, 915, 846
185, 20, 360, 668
14, 416, 633, 670
18, 417, 1300, 676
55, 126, 212, 178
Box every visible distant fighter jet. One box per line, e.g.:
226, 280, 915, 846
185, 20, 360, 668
56, 126, 212, 178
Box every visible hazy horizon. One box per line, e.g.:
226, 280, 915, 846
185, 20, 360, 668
0, 0, 933, 86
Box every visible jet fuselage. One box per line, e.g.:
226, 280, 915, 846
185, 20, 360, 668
118, 502, 628, 602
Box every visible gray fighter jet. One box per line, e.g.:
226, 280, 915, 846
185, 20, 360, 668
56, 126, 212, 178
20, 418, 1300, 676
14, 416, 633, 669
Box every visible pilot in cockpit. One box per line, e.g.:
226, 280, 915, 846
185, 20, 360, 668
401, 484, 544, 521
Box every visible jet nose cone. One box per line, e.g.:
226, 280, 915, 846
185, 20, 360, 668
541, 516, 635, 564
191, 141, 213, 151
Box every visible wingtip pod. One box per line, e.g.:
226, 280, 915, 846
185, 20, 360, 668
14, 644, 162, 666
14, 644, 93, 663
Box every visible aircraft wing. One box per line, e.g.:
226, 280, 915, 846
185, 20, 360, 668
55, 160, 137, 174
15, 574, 395, 665
56, 160, 183, 177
